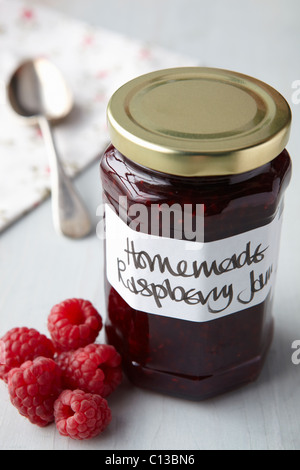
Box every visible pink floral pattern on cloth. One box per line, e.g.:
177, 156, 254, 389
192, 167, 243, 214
0, 0, 197, 233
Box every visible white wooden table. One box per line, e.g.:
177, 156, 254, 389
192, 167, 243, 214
0, 0, 300, 450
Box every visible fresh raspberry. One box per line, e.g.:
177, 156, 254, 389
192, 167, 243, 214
54, 389, 112, 440
55, 350, 73, 374
0, 327, 55, 383
54, 350, 73, 388
47, 298, 103, 352
7, 356, 63, 427
59, 343, 122, 398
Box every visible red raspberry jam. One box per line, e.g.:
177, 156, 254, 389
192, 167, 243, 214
100, 68, 292, 400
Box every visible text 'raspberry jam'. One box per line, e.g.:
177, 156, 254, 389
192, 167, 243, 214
100, 67, 292, 400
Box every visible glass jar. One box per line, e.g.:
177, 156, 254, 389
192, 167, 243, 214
100, 67, 292, 400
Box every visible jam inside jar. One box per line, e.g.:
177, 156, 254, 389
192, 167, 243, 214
100, 67, 292, 400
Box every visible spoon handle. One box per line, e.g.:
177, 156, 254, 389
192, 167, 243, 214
38, 116, 92, 239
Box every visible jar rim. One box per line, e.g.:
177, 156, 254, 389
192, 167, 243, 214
107, 67, 291, 176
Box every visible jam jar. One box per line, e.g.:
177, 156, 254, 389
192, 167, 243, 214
100, 67, 292, 400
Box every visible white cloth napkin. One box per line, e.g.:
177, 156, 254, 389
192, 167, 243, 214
0, 0, 197, 233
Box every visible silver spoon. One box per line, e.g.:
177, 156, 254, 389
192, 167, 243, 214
7, 58, 92, 239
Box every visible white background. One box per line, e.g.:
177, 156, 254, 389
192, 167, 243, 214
1, 0, 300, 450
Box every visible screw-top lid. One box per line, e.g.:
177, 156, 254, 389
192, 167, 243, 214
107, 67, 291, 176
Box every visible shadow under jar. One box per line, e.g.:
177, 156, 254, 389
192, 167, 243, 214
100, 67, 292, 400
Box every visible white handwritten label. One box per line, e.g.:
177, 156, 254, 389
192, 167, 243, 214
105, 204, 283, 322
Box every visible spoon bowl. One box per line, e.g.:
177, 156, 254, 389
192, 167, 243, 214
7, 58, 92, 239
7, 58, 73, 124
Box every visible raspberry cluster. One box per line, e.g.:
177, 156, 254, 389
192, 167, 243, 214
0, 298, 122, 440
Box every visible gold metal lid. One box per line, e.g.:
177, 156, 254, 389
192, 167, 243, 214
107, 67, 291, 176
